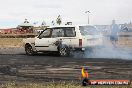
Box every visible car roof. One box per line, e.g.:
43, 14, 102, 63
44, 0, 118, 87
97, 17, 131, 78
48, 25, 75, 28
47, 24, 94, 28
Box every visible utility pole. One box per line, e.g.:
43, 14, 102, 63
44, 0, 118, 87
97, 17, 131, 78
85, 11, 90, 24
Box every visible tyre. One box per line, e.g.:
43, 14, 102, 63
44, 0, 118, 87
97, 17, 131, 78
25, 45, 35, 55
58, 45, 70, 57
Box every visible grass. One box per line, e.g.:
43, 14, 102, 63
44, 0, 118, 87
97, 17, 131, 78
118, 37, 132, 47
0, 81, 131, 88
0, 38, 23, 47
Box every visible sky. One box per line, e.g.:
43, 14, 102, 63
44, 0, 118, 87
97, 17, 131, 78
0, 0, 132, 28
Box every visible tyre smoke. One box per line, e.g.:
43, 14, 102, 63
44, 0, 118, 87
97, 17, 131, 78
83, 37, 132, 60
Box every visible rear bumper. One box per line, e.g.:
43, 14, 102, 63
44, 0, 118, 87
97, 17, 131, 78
71, 45, 104, 51
71, 47, 85, 51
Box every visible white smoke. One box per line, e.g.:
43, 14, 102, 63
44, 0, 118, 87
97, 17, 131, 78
83, 37, 132, 60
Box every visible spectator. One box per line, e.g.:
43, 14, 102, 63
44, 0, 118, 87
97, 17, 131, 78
110, 20, 120, 47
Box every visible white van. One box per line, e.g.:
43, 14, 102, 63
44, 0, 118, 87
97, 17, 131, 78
23, 25, 103, 56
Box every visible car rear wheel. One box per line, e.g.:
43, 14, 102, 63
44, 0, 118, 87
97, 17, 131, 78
58, 45, 70, 57
25, 45, 35, 55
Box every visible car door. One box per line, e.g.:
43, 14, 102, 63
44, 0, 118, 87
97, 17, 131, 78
35, 28, 57, 51
48, 28, 65, 51
61, 27, 77, 47
46, 27, 72, 51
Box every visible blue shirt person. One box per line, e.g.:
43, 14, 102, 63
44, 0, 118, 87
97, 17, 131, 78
110, 20, 120, 47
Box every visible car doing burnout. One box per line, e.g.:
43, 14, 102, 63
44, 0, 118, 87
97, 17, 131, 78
23, 25, 103, 56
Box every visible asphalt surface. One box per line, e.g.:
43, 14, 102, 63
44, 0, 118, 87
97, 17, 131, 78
0, 47, 132, 83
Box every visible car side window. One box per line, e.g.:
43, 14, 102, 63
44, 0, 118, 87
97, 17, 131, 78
64, 27, 76, 37
39, 29, 51, 38
52, 28, 64, 37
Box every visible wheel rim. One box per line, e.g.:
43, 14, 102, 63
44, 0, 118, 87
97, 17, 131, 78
59, 47, 67, 56
26, 46, 33, 55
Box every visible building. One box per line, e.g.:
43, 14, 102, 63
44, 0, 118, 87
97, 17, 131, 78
17, 19, 34, 34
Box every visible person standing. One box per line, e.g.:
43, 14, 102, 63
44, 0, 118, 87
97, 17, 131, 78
110, 20, 120, 47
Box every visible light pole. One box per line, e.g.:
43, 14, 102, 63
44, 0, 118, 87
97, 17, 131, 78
85, 11, 90, 24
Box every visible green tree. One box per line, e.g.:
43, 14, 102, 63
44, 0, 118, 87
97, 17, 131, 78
56, 15, 62, 25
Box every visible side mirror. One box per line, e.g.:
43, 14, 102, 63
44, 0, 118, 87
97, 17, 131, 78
38, 36, 42, 39
39, 37, 42, 39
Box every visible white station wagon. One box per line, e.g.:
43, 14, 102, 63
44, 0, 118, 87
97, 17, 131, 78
23, 25, 103, 56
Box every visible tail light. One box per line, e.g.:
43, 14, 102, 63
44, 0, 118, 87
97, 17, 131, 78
79, 39, 82, 47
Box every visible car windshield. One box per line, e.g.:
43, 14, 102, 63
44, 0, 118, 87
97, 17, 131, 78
79, 26, 100, 35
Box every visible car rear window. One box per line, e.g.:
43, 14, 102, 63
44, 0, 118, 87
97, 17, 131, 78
79, 26, 100, 35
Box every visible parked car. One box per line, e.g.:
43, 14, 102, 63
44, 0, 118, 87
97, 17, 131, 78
23, 25, 103, 56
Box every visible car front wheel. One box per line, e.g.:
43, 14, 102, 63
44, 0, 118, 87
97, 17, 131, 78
25, 45, 35, 55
